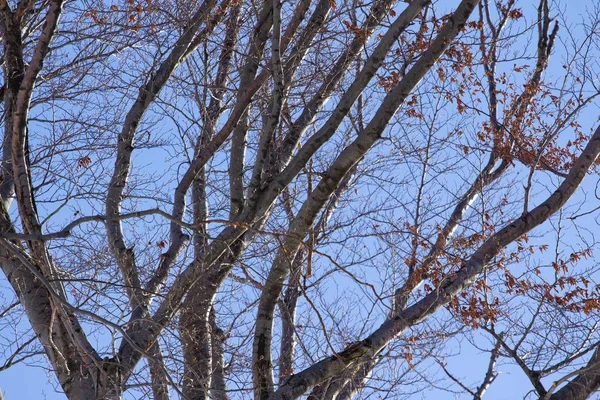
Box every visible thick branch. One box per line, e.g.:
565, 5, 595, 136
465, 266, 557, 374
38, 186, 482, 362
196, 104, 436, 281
105, 0, 218, 315
271, 109, 600, 400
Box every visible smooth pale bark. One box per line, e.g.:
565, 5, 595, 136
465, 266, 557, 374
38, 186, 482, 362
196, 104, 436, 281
105, 0, 221, 318
180, 5, 241, 400
3, 1, 580, 398
253, 0, 477, 398
105, 1, 235, 383
0, 4, 24, 208
473, 336, 503, 400
228, 1, 275, 218
250, 5, 288, 396
265, 0, 430, 191
181, 291, 214, 400
547, 344, 600, 399
278, 249, 304, 382
3, 1, 587, 399
0, 3, 108, 399
336, 360, 378, 400
117, 0, 443, 392
263, 0, 332, 181
148, 343, 170, 400
11, 0, 63, 236
392, 156, 509, 313
246, 0, 285, 205
209, 309, 229, 400
140, 2, 278, 329
1, 2, 233, 398
277, 163, 358, 384
351, 3, 560, 392
264, 0, 429, 188
270, 110, 600, 400
0, 236, 99, 399
118, 0, 393, 379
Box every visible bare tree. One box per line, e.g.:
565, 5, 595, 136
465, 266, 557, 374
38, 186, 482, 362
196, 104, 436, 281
2, 0, 600, 399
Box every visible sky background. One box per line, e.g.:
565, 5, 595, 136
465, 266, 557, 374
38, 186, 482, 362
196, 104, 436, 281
2, 0, 600, 399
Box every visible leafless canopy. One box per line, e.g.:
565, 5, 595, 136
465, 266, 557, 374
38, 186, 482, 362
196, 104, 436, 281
2, 0, 600, 399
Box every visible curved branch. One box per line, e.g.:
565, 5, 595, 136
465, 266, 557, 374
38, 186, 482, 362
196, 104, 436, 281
271, 115, 600, 400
